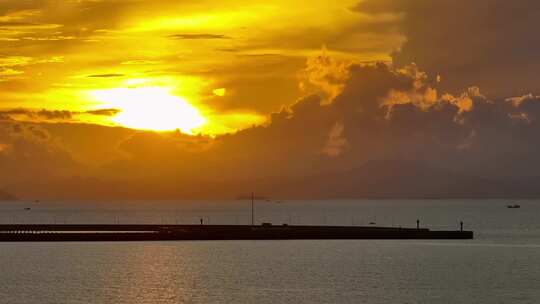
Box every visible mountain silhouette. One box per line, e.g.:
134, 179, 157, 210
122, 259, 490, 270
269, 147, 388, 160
0, 189, 16, 200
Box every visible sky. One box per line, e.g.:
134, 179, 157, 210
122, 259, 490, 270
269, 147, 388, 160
2, 1, 540, 199
0, 0, 399, 134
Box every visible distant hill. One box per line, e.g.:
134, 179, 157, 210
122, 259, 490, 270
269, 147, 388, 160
0, 189, 16, 200
253, 159, 540, 199
7, 159, 540, 200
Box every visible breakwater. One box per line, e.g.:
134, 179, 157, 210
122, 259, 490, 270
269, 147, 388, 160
0, 224, 473, 241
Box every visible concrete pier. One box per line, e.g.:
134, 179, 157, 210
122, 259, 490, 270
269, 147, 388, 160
0, 224, 473, 242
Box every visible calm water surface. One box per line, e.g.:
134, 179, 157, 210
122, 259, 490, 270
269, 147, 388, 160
1, 199, 539, 303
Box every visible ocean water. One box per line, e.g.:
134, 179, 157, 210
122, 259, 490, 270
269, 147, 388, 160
0, 199, 539, 303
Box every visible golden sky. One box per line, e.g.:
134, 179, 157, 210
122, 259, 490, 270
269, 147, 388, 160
3, 1, 540, 200
0, 0, 403, 134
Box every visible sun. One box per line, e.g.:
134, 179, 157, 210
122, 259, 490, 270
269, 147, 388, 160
91, 87, 206, 133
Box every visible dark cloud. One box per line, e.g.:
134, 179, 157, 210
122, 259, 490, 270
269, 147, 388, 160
2, 2, 540, 199
354, 0, 540, 98
168, 34, 231, 40
4, 56, 540, 199
0, 122, 79, 185
86, 73, 125, 78
210, 60, 540, 189
0, 113, 12, 121
85, 108, 121, 116
36, 109, 72, 120
0, 108, 121, 121
187, 61, 540, 197
0, 109, 72, 120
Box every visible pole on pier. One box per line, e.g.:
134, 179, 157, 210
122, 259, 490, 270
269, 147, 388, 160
251, 192, 254, 226
416, 219, 420, 229
460, 221, 463, 232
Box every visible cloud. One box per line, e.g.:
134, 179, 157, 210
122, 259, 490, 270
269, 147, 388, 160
321, 121, 347, 157
0, 56, 33, 67
5, 48, 540, 198
0, 108, 121, 121
300, 47, 351, 102
0, 9, 41, 22
168, 34, 231, 40
0, 68, 24, 77
121, 59, 161, 65
0, 122, 79, 184
201, 59, 540, 186
0, 109, 72, 120
198, 53, 305, 113
0, 0, 539, 198
0, 22, 61, 30
36, 110, 73, 120
20, 35, 76, 41
0, 0, 401, 121
0, 56, 31, 78
86, 73, 125, 78
85, 108, 121, 116
506, 94, 540, 107
0, 55, 63, 81
354, 0, 540, 98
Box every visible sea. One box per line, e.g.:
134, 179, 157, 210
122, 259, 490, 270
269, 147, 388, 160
0, 199, 539, 304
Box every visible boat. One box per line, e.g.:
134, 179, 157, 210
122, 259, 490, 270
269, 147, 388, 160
24, 207, 31, 211
507, 204, 521, 209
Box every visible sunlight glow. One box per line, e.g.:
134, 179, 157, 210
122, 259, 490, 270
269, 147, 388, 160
213, 88, 226, 97
91, 87, 206, 133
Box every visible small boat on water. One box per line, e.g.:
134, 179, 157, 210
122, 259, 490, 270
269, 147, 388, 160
507, 204, 521, 209
24, 207, 31, 211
